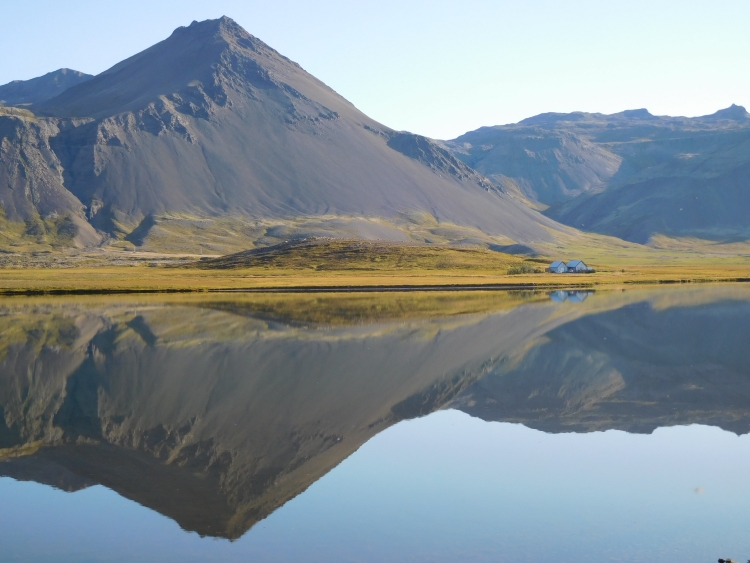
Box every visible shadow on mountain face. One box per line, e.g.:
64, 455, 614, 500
1, 287, 750, 539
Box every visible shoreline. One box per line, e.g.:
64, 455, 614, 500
1, 276, 749, 296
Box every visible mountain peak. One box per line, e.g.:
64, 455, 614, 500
701, 104, 750, 121
0, 68, 93, 106
168, 16, 266, 54
173, 15, 243, 38
40, 17, 299, 118
617, 108, 656, 120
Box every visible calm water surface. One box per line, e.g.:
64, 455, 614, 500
1, 286, 749, 562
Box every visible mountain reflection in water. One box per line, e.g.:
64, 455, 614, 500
1, 286, 749, 544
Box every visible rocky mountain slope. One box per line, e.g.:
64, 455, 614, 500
0, 69, 92, 106
0, 17, 567, 250
446, 106, 750, 243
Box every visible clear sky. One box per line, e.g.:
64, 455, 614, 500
1, 0, 748, 139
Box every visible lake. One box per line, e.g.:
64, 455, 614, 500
1, 286, 749, 562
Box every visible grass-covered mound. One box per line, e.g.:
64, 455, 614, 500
190, 238, 535, 272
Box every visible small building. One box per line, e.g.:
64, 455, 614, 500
567, 260, 590, 273
549, 261, 567, 273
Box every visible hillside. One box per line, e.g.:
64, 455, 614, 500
188, 238, 530, 271
446, 107, 750, 244
0, 17, 568, 251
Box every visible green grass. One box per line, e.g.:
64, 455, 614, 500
0, 225, 748, 294
191, 239, 528, 272
0, 208, 80, 251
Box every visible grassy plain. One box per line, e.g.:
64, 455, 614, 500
0, 239, 748, 294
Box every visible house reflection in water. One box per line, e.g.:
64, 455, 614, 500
549, 290, 594, 303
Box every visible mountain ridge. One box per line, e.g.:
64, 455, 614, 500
445, 105, 750, 243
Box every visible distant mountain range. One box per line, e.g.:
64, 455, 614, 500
445, 105, 750, 243
0, 16, 747, 251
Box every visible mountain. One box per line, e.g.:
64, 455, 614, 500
702, 103, 750, 121
0, 17, 566, 250
445, 107, 750, 243
0, 69, 92, 106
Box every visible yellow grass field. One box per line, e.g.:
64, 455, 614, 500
0, 240, 748, 294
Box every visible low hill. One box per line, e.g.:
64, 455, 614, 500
189, 238, 532, 271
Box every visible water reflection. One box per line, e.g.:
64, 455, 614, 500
549, 290, 594, 302
1, 286, 749, 548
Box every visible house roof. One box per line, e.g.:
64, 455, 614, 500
550, 261, 565, 268
567, 260, 586, 267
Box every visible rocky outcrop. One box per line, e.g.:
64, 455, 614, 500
0, 113, 99, 245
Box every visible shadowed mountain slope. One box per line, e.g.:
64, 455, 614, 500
0, 17, 568, 250
445, 108, 750, 243
0, 69, 92, 106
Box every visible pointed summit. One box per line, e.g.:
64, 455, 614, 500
170, 15, 257, 45
40, 16, 317, 119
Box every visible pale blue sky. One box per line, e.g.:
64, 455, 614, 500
1, 0, 748, 139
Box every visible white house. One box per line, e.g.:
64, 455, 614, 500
567, 260, 590, 273
549, 261, 567, 273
